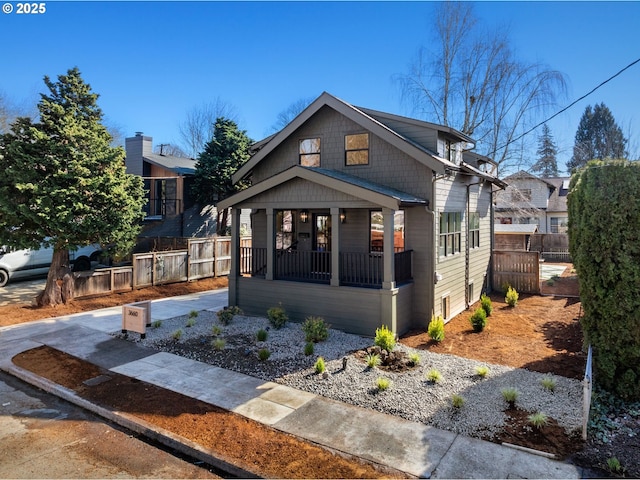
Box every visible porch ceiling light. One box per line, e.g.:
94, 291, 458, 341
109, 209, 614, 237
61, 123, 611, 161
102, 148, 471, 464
340, 210, 346, 224
300, 210, 309, 223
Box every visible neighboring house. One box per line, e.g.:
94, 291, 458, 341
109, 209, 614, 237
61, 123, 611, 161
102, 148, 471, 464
494, 171, 569, 234
218, 92, 505, 335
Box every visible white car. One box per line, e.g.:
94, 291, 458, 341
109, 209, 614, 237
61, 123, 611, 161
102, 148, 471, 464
0, 244, 102, 287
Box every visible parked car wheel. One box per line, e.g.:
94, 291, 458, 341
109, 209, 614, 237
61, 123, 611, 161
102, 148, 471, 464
72, 257, 91, 272
0, 269, 9, 287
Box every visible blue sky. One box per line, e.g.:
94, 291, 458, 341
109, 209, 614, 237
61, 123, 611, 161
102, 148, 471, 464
1, 1, 639, 174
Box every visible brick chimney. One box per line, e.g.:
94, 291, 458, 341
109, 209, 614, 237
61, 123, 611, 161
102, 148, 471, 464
125, 132, 153, 176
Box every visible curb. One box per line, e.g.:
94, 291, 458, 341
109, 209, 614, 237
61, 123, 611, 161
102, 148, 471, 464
3, 364, 260, 479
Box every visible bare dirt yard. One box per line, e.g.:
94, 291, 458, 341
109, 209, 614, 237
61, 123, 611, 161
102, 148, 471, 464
4, 264, 638, 477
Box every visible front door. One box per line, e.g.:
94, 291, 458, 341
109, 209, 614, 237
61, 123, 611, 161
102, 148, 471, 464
314, 214, 331, 251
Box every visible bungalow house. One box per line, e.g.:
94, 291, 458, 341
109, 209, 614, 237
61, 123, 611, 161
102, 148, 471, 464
218, 92, 505, 336
494, 171, 569, 234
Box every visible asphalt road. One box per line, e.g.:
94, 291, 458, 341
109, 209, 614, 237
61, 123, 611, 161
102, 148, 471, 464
0, 371, 221, 479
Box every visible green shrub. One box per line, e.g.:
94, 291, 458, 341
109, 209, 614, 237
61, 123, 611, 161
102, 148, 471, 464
505, 286, 519, 307
267, 305, 288, 329
152, 320, 162, 328
502, 387, 519, 406
188, 310, 198, 319
302, 316, 329, 343
475, 365, 490, 378
217, 306, 242, 325
314, 357, 326, 374
211, 325, 222, 336
172, 329, 183, 340
258, 348, 271, 361
480, 294, 493, 316
541, 376, 556, 392
451, 394, 465, 408
304, 342, 315, 356
366, 352, 381, 368
256, 329, 268, 342
426, 369, 442, 383
469, 307, 487, 332
376, 377, 391, 391
528, 412, 548, 430
186, 318, 196, 328
408, 352, 421, 366
374, 325, 396, 352
607, 457, 623, 474
427, 315, 445, 342
211, 338, 226, 351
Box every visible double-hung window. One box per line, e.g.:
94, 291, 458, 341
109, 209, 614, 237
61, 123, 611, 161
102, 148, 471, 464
469, 213, 480, 248
439, 212, 461, 257
299, 138, 320, 166
345, 133, 369, 165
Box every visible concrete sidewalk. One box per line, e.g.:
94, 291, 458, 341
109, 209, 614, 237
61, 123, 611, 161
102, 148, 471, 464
0, 289, 584, 479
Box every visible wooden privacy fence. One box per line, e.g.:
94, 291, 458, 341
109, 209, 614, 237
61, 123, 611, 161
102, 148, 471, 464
492, 250, 540, 294
73, 237, 250, 299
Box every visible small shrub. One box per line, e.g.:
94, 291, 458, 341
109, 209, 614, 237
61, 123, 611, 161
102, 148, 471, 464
366, 352, 381, 368
374, 325, 396, 352
302, 316, 329, 343
427, 315, 445, 342
151, 320, 162, 328
408, 352, 421, 366
426, 369, 442, 383
451, 394, 465, 408
172, 329, 183, 340
469, 307, 487, 332
502, 387, 519, 406
258, 348, 271, 361
541, 376, 556, 392
217, 306, 242, 325
211, 338, 226, 351
528, 412, 548, 430
314, 356, 326, 374
188, 310, 198, 319
256, 329, 268, 342
606, 457, 623, 474
211, 325, 222, 336
475, 365, 490, 378
376, 377, 391, 391
480, 294, 493, 316
304, 342, 315, 356
186, 318, 196, 328
505, 286, 519, 307
267, 305, 288, 330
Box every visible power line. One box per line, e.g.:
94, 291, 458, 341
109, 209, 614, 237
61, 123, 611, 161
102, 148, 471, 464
490, 57, 640, 156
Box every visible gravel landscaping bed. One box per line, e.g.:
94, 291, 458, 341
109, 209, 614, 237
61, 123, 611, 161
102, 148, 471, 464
113, 309, 583, 441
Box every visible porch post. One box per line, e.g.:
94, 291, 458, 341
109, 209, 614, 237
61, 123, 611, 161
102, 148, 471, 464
382, 207, 396, 289
266, 208, 274, 280
330, 207, 340, 286
228, 208, 241, 306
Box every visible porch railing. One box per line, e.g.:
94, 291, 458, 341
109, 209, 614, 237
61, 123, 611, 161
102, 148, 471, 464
239, 248, 412, 288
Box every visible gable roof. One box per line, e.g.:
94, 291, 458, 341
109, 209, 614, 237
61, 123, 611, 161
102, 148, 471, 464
144, 153, 197, 175
503, 170, 556, 189
232, 92, 461, 183
219, 165, 428, 211
544, 176, 570, 212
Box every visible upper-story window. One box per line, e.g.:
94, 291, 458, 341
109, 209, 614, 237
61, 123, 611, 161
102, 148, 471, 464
299, 138, 320, 167
439, 212, 461, 258
469, 212, 480, 248
345, 133, 369, 165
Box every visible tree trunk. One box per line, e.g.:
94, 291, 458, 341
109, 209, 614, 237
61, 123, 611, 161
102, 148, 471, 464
217, 207, 230, 236
36, 248, 74, 307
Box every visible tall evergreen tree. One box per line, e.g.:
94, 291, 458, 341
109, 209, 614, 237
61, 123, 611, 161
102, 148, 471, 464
567, 102, 627, 172
531, 124, 559, 176
191, 118, 252, 234
0, 68, 146, 306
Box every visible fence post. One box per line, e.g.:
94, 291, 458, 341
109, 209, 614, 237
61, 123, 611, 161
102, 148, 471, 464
187, 238, 192, 281
213, 237, 218, 278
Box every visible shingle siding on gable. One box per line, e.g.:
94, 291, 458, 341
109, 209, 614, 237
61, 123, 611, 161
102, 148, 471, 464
468, 183, 492, 304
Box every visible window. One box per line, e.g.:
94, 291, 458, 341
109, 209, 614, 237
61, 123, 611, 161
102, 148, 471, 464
370, 210, 404, 252
276, 210, 295, 250
299, 138, 320, 166
550, 217, 567, 234
511, 188, 532, 202
469, 213, 480, 248
345, 133, 369, 165
439, 212, 461, 257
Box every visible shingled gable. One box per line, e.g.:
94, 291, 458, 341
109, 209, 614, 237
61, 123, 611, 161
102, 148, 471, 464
232, 92, 459, 183
218, 165, 428, 211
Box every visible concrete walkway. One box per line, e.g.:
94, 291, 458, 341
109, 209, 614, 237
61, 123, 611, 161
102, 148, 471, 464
0, 290, 584, 479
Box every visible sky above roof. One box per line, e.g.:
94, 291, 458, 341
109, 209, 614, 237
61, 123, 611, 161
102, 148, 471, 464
1, 1, 639, 175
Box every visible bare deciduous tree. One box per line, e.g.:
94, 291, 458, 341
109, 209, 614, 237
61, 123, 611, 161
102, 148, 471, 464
153, 143, 188, 157
396, 2, 567, 173
179, 98, 239, 158
268, 96, 316, 134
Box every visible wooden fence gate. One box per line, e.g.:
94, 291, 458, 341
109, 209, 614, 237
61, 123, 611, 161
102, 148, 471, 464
492, 250, 540, 294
